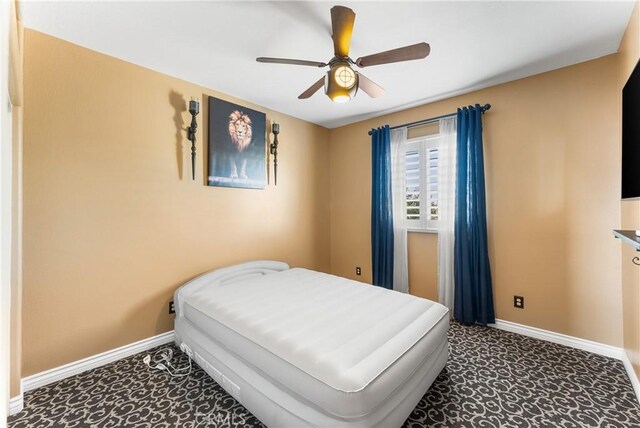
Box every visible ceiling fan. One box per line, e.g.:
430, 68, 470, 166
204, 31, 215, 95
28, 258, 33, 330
256, 5, 430, 103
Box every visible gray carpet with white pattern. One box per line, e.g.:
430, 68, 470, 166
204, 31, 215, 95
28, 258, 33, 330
8, 321, 640, 427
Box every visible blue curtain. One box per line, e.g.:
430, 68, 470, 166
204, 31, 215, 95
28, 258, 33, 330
454, 105, 495, 325
371, 126, 394, 289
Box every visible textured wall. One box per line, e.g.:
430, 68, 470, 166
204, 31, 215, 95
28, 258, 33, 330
330, 55, 623, 347
22, 30, 331, 375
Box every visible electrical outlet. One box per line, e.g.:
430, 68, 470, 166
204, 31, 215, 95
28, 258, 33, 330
356, 267, 362, 276
169, 301, 175, 314
514, 295, 524, 309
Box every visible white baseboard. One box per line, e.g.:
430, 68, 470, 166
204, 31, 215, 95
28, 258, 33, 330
491, 318, 639, 404
9, 390, 23, 416
621, 350, 640, 403
22, 330, 175, 393
492, 319, 623, 359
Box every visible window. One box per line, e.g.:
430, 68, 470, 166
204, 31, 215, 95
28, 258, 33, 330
404, 135, 442, 231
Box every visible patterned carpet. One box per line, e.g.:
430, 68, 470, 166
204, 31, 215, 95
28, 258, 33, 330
8, 322, 640, 427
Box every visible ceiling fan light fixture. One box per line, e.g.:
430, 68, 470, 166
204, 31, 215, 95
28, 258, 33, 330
332, 94, 352, 103
325, 65, 358, 103
334, 65, 356, 88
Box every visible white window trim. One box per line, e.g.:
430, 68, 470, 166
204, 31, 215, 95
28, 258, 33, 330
407, 228, 439, 234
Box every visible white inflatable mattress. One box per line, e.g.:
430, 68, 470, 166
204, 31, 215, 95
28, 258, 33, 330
175, 261, 449, 427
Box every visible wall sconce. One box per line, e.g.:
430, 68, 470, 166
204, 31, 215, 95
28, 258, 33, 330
187, 99, 199, 180
271, 121, 280, 185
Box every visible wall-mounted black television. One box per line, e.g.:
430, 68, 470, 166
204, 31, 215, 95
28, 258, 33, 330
622, 59, 640, 200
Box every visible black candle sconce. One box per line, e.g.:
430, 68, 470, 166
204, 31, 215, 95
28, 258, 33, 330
187, 99, 200, 180
270, 121, 280, 185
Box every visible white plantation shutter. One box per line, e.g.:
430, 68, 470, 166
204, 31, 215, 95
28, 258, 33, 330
405, 149, 420, 222
427, 147, 440, 222
403, 136, 442, 230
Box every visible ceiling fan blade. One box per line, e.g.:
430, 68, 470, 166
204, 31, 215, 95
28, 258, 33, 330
356, 42, 431, 68
256, 57, 327, 68
357, 73, 385, 98
331, 5, 355, 57
298, 77, 326, 99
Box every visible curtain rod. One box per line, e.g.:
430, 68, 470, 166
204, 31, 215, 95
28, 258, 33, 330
368, 104, 491, 135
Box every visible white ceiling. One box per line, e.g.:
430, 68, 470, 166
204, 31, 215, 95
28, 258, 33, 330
20, 1, 636, 129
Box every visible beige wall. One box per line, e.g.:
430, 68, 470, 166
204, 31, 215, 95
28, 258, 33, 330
10, 105, 22, 398
408, 233, 438, 301
22, 30, 331, 376
9, 0, 23, 399
618, 0, 640, 380
330, 55, 623, 347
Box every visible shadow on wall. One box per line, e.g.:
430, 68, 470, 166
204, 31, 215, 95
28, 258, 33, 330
169, 91, 187, 180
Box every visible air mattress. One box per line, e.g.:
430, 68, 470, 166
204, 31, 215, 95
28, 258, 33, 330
174, 261, 448, 427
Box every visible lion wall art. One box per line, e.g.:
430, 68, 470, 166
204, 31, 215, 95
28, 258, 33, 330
208, 97, 266, 189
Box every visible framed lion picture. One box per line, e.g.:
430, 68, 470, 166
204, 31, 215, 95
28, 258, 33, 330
208, 97, 266, 189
